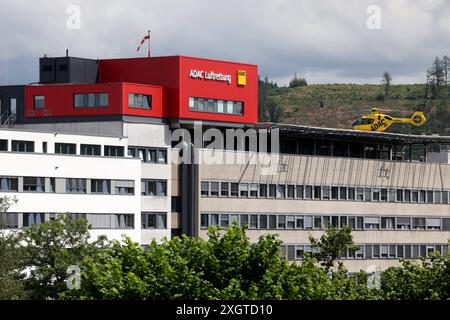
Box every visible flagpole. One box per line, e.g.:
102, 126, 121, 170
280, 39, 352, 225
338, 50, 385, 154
148, 30, 151, 58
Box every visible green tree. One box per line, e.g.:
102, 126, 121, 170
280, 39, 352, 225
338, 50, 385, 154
309, 225, 359, 271
18, 214, 108, 299
0, 232, 27, 299
428, 57, 446, 99
289, 73, 307, 88
381, 71, 392, 100
267, 99, 285, 123
380, 251, 449, 300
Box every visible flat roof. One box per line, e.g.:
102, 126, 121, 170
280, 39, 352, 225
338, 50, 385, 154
258, 122, 450, 145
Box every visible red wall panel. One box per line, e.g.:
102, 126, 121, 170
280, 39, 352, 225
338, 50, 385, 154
24, 83, 164, 119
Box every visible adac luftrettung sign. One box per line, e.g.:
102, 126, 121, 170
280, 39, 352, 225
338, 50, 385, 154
189, 69, 232, 84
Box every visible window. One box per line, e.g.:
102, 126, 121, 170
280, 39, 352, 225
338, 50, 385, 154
0, 213, 18, 229
230, 214, 239, 226
220, 214, 230, 228
80, 144, 101, 156
372, 188, 380, 201
442, 218, 450, 230
277, 185, 286, 198
201, 182, 209, 196
66, 178, 87, 193
23, 213, 45, 227
385, 189, 394, 202
339, 187, 347, 200
250, 184, 258, 197
426, 190, 433, 203
42, 142, 47, 153
0, 139, 7, 151
433, 191, 441, 204
210, 214, 219, 227
269, 215, 277, 229
412, 190, 419, 203
296, 216, 304, 229
0, 177, 18, 192
295, 185, 303, 199
127, 147, 167, 163
304, 216, 313, 229
259, 184, 267, 198
157, 149, 167, 163
356, 187, 364, 201
240, 215, 249, 227
128, 93, 152, 109
396, 189, 403, 202
396, 217, 411, 230
201, 214, 208, 228
305, 186, 312, 199
230, 183, 238, 197
313, 216, 321, 229
113, 214, 134, 229
381, 217, 395, 230
340, 216, 347, 227
269, 184, 276, 198
23, 177, 45, 192
322, 186, 330, 200
331, 186, 338, 200
189, 97, 244, 115
364, 217, 380, 229
404, 190, 411, 202
348, 187, 355, 200
74, 93, 109, 108
277, 215, 286, 229
259, 215, 268, 229
286, 216, 295, 229
239, 183, 248, 197
12, 140, 34, 152
114, 180, 135, 195
419, 190, 426, 203
287, 185, 295, 199
250, 215, 258, 229
364, 188, 371, 201
426, 218, 441, 230
210, 182, 219, 197
220, 182, 229, 197
142, 180, 165, 196
313, 186, 321, 199
91, 179, 110, 194
55, 143, 76, 155
34, 95, 45, 109
104, 145, 124, 157
412, 218, 426, 230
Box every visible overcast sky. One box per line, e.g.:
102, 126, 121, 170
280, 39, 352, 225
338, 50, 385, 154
0, 0, 449, 85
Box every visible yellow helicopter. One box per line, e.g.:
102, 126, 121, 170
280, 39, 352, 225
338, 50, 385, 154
351, 108, 427, 132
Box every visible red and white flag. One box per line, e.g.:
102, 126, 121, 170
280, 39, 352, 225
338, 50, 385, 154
137, 34, 150, 52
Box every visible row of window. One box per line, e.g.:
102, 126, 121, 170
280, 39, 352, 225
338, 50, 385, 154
200, 181, 450, 205
73, 93, 109, 108
0, 176, 136, 195
0, 139, 125, 157
281, 244, 450, 261
200, 213, 450, 231
1, 139, 170, 162
0, 213, 134, 229
188, 97, 244, 115
127, 146, 167, 164
0, 212, 167, 229
34, 92, 152, 110
141, 180, 167, 196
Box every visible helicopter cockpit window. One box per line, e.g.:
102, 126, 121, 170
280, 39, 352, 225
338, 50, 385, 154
352, 118, 374, 126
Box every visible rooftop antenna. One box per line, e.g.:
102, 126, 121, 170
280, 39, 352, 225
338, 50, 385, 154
66, 49, 69, 57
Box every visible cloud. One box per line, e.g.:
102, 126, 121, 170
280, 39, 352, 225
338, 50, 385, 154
0, 0, 449, 85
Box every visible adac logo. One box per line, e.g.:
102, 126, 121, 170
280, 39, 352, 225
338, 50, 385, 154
371, 119, 387, 131
237, 70, 247, 86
